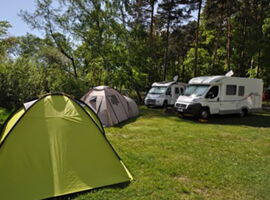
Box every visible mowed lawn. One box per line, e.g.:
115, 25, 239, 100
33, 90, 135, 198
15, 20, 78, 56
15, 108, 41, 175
1, 107, 270, 200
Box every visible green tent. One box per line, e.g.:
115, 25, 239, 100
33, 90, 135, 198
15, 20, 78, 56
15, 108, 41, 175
0, 94, 133, 200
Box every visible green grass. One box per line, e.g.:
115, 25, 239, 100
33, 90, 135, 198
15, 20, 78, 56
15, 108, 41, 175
1, 107, 270, 200
65, 107, 270, 200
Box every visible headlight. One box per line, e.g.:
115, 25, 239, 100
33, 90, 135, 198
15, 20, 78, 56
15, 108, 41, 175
159, 94, 165, 98
192, 98, 201, 103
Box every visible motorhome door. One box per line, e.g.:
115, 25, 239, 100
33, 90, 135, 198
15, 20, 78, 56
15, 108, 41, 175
220, 84, 238, 113
166, 87, 173, 105
205, 85, 220, 114
171, 85, 181, 104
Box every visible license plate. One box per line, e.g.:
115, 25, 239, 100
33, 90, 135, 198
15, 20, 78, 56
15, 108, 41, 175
178, 108, 183, 112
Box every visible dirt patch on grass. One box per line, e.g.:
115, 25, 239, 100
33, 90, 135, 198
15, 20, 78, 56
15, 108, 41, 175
174, 175, 192, 184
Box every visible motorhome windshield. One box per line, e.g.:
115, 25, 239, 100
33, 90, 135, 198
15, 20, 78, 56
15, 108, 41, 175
183, 85, 209, 97
149, 86, 168, 94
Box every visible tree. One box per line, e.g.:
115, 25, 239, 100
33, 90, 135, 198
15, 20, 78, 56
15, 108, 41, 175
21, 0, 78, 78
193, 0, 203, 77
158, 0, 194, 80
0, 21, 16, 60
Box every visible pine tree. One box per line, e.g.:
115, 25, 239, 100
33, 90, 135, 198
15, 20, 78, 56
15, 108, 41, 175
158, 0, 194, 80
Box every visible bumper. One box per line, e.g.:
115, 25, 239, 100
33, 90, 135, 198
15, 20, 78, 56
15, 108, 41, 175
144, 99, 164, 106
175, 103, 202, 116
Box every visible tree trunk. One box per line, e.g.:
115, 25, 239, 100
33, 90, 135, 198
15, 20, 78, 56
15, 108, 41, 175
177, 53, 181, 77
226, 0, 232, 71
239, 17, 247, 76
148, 0, 156, 84
48, 23, 78, 79
211, 20, 223, 73
135, 88, 143, 103
149, 0, 156, 45
256, 0, 263, 78
163, 11, 171, 81
257, 49, 261, 77
194, 0, 202, 77
181, 56, 186, 82
211, 43, 218, 73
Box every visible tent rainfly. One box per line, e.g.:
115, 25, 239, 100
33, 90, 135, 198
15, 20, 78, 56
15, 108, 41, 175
81, 86, 139, 127
0, 94, 133, 200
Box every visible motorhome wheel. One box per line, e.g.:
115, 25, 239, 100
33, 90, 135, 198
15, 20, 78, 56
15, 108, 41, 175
200, 108, 209, 119
239, 108, 248, 117
163, 100, 168, 108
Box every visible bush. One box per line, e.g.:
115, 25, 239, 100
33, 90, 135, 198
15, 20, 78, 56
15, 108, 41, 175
0, 58, 43, 109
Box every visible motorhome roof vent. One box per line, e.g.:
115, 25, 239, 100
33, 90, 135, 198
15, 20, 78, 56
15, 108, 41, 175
225, 70, 234, 77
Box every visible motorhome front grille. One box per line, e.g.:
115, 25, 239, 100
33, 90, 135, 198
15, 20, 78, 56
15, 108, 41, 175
175, 103, 187, 109
147, 99, 156, 103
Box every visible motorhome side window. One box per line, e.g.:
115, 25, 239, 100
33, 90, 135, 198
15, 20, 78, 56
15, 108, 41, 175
180, 88, 184, 94
238, 86, 245, 96
175, 87, 179, 94
226, 85, 237, 95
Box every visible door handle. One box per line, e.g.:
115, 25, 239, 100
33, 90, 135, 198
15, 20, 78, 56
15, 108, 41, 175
217, 98, 220, 101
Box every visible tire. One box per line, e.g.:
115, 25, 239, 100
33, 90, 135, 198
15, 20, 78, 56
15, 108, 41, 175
239, 108, 248, 117
200, 108, 210, 119
163, 100, 168, 108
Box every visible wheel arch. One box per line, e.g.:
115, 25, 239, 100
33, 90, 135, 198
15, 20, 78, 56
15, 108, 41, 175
240, 106, 249, 114
201, 106, 210, 112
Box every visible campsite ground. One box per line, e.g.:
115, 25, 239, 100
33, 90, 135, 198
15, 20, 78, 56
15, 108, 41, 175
0, 107, 270, 200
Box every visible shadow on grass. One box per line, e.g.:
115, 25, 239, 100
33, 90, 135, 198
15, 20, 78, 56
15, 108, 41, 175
117, 106, 270, 128
208, 112, 270, 128
48, 182, 131, 200
116, 116, 139, 128
139, 106, 177, 118
114, 106, 177, 128
143, 106, 270, 128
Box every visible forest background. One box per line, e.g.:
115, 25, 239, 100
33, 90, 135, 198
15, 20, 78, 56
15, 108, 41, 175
0, 0, 270, 109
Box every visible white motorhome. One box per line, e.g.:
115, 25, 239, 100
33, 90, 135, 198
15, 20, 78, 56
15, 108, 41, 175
175, 75, 263, 119
145, 77, 186, 107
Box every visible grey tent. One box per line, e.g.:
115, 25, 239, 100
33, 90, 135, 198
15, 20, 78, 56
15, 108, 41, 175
81, 86, 139, 127
124, 96, 139, 118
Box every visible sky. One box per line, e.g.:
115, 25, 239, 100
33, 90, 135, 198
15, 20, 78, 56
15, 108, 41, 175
0, 0, 41, 37
0, 1, 198, 38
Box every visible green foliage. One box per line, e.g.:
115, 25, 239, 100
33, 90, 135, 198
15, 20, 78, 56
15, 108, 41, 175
263, 18, 270, 37
183, 48, 212, 78
0, 33, 89, 108
0, 21, 16, 60
0, 21, 11, 38
0, 108, 9, 128
0, 0, 270, 109
0, 58, 43, 109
